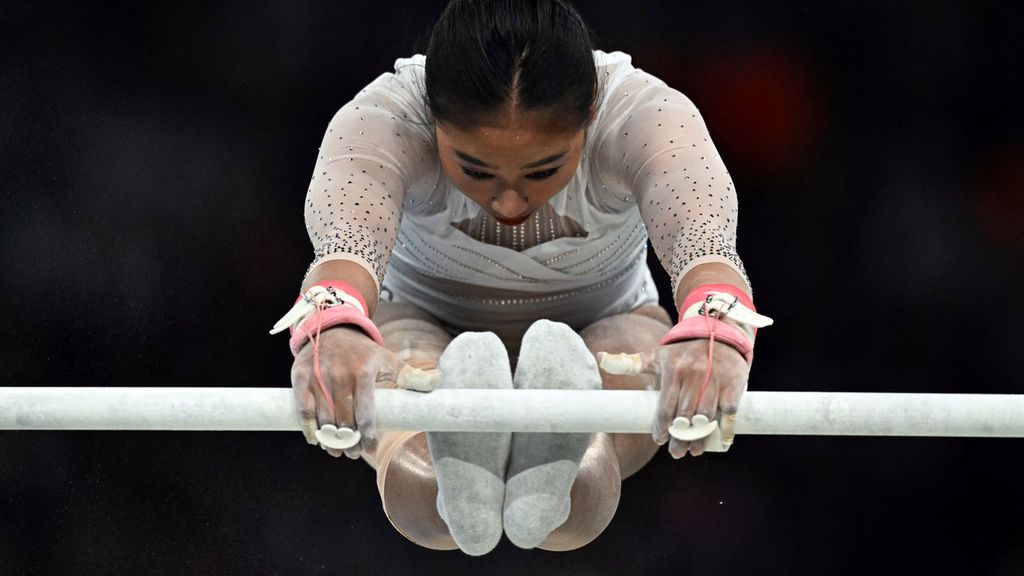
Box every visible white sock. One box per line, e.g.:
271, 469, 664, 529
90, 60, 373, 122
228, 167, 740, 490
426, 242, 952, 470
503, 320, 601, 549
427, 331, 513, 556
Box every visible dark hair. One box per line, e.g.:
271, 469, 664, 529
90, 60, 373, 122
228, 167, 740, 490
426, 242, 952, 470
422, 0, 599, 132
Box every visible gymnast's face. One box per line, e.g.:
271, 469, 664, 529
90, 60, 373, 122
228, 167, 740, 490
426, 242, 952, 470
436, 114, 587, 225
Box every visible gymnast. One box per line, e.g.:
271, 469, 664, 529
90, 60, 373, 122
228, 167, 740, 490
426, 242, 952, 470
271, 0, 770, 555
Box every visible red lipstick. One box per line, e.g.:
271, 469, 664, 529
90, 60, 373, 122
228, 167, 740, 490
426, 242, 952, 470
495, 213, 530, 226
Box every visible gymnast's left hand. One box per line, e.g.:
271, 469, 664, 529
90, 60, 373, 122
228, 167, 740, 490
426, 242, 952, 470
652, 330, 750, 458
598, 319, 753, 459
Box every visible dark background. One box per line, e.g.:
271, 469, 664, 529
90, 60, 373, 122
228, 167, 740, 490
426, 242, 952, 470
2, 1, 1023, 574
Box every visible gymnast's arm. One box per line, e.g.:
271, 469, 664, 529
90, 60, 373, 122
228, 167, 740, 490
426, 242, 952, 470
594, 68, 756, 456
593, 68, 754, 316
289, 69, 437, 458
299, 70, 438, 311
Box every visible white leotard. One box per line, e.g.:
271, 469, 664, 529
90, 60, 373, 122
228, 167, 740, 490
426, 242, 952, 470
302, 50, 749, 343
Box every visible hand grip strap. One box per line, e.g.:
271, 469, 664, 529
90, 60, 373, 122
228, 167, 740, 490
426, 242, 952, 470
658, 283, 773, 366
269, 280, 384, 355
288, 305, 384, 356
659, 317, 757, 365
269, 281, 383, 431
658, 284, 773, 429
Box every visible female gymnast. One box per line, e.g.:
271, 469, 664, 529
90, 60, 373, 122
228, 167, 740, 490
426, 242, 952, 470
272, 0, 769, 556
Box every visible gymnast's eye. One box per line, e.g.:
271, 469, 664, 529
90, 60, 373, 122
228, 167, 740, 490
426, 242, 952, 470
524, 167, 560, 180
461, 167, 494, 180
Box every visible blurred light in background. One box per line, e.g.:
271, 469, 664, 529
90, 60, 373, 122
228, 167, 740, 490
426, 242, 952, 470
975, 144, 1024, 258
634, 46, 827, 178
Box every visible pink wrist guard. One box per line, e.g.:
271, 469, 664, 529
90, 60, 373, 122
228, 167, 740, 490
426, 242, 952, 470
287, 281, 384, 356
658, 283, 757, 365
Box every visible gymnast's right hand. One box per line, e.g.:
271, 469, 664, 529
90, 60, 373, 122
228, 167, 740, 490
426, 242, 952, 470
290, 326, 430, 460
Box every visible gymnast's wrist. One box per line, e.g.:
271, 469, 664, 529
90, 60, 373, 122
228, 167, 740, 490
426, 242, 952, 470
659, 283, 772, 365
268, 280, 385, 354
289, 281, 367, 326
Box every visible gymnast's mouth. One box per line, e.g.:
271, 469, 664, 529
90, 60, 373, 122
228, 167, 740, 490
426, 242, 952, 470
494, 213, 531, 226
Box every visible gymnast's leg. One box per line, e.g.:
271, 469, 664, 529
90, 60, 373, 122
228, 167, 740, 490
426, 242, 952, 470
535, 304, 671, 552
364, 302, 671, 552
364, 301, 458, 550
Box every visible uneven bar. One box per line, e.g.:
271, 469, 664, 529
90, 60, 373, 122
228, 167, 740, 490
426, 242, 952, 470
1, 387, 1023, 439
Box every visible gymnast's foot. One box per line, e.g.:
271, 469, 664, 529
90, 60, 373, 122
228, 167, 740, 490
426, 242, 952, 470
427, 331, 513, 556
504, 319, 601, 549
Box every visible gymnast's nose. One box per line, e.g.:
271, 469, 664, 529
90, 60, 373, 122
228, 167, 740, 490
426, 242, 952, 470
491, 187, 529, 219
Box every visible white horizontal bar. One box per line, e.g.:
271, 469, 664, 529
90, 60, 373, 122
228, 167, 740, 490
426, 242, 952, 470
1, 387, 1023, 438
0, 387, 302, 431
374, 389, 659, 434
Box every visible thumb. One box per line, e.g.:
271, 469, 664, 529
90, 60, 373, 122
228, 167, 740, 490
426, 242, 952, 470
596, 349, 660, 377
397, 363, 439, 391
376, 347, 439, 392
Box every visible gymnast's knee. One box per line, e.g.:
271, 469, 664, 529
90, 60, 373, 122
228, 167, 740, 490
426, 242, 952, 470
538, 435, 622, 551
579, 307, 670, 350
376, 433, 458, 551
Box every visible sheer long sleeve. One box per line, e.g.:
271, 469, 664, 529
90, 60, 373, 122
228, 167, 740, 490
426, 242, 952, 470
593, 68, 751, 299
302, 68, 439, 293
